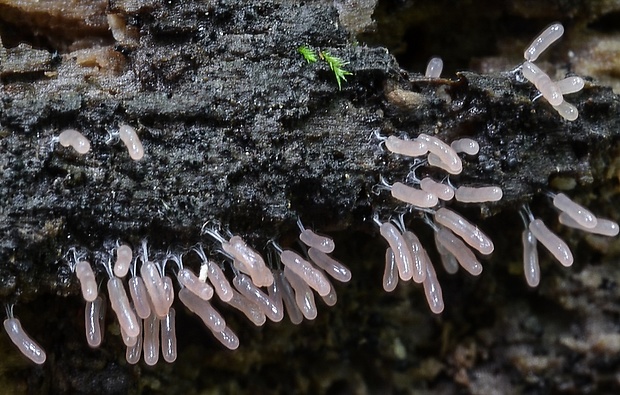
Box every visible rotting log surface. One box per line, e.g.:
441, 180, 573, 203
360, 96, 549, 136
2, 0, 620, 394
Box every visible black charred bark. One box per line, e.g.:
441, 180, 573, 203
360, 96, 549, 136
2, 0, 620, 394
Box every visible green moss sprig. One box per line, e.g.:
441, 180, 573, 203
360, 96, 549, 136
297, 46, 352, 90
297, 46, 318, 64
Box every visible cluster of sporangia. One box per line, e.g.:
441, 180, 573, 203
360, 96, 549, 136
373, 22, 618, 315
51, 124, 144, 160
3, 222, 350, 365
2, 23, 618, 365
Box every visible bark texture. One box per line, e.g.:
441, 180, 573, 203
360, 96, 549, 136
1, 0, 620, 394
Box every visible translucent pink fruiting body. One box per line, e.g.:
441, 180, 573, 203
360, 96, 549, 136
425, 57, 443, 78
385, 136, 428, 157
379, 222, 414, 281
58, 129, 91, 154
522, 230, 540, 287
434, 207, 494, 255
118, 124, 144, 160
391, 182, 439, 208
299, 229, 335, 253
528, 219, 573, 267
3, 317, 47, 364
524, 22, 564, 62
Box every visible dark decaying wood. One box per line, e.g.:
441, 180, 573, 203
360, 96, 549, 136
1, 0, 620, 393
